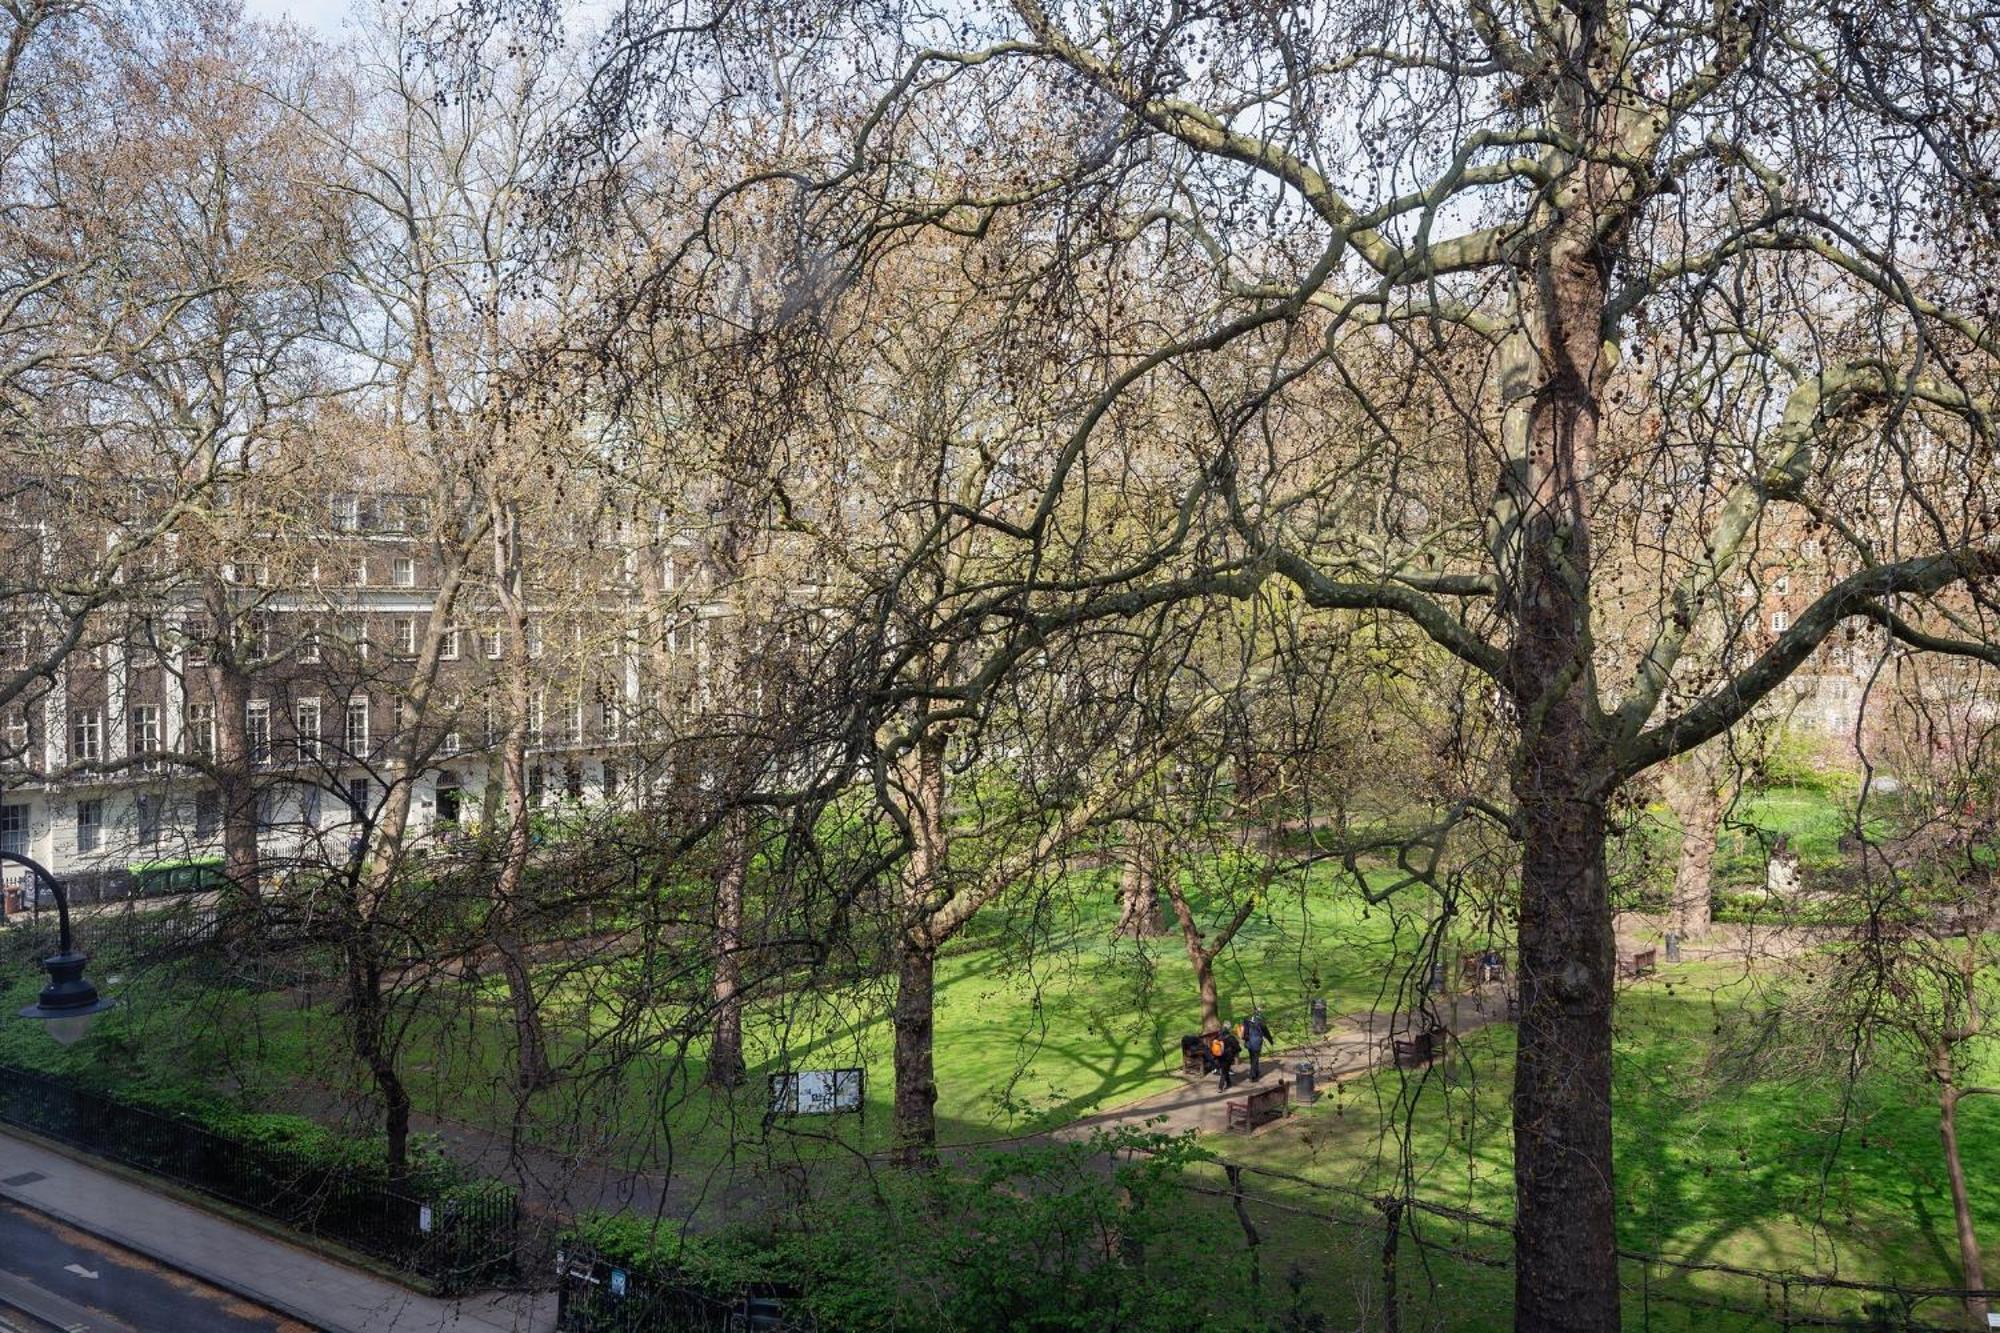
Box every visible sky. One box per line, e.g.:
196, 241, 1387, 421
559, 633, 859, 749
241, 0, 353, 35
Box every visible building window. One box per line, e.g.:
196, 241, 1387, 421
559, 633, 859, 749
346, 776, 369, 818
393, 557, 415, 588
527, 764, 544, 802
300, 629, 322, 664
393, 617, 417, 657
598, 696, 619, 740
441, 693, 462, 755
301, 785, 321, 826
184, 617, 210, 667
483, 627, 503, 660
3, 709, 28, 756
564, 763, 583, 799
295, 698, 321, 760
1774, 574, 1790, 595
528, 691, 545, 743
1, 626, 26, 668
136, 794, 161, 847
246, 699, 271, 762
186, 703, 216, 759
330, 494, 360, 531
75, 799, 102, 853
246, 617, 270, 659
0, 803, 25, 857
440, 627, 460, 660
1771, 611, 1790, 633
436, 782, 461, 826
602, 762, 619, 800
345, 696, 370, 757
130, 704, 161, 763
352, 559, 369, 587
194, 789, 220, 838
70, 707, 103, 762
526, 622, 544, 659
565, 698, 583, 745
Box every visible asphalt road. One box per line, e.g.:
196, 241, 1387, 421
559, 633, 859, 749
0, 1199, 315, 1333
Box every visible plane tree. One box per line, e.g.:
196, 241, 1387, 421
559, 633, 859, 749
486, 0, 2000, 1320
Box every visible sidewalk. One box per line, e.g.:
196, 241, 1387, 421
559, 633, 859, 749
0, 1130, 554, 1333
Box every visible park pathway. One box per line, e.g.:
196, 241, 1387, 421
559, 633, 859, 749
1057, 981, 1515, 1141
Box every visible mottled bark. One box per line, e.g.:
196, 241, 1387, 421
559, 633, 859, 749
705, 807, 749, 1088
1503, 216, 1621, 1331
1114, 825, 1168, 938
1662, 769, 1721, 938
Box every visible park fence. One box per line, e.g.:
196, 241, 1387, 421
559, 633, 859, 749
1159, 1148, 2000, 1332
553, 1245, 809, 1332
0, 1063, 518, 1293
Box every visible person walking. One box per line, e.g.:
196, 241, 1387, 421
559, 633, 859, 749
1213, 1023, 1241, 1092
1243, 1009, 1274, 1082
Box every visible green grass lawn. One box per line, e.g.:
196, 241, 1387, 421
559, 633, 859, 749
0, 863, 1432, 1168
6, 839, 1992, 1328
1209, 960, 1996, 1329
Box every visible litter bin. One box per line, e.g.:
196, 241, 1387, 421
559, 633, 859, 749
1179, 1033, 1210, 1075
1664, 932, 1682, 964
1294, 1061, 1318, 1105
1309, 995, 1328, 1035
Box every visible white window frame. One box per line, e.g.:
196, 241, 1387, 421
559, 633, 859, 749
393, 556, 415, 588
440, 626, 460, 661
186, 702, 216, 758
295, 698, 321, 760
393, 617, 417, 657
345, 695, 370, 757
1771, 611, 1790, 633
71, 707, 103, 762
130, 704, 161, 764
246, 698, 272, 763
300, 630, 322, 664
352, 559, 369, 587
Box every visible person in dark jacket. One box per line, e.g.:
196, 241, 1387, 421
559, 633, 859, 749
1243, 1010, 1274, 1081
1213, 1023, 1241, 1091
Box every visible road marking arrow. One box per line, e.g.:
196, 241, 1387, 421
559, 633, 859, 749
61, 1264, 97, 1280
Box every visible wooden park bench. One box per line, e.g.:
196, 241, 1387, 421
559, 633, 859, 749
1460, 950, 1506, 988
1391, 1027, 1445, 1068
1226, 1081, 1289, 1132
1618, 947, 1658, 980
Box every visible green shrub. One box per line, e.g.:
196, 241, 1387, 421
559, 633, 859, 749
564, 1129, 1256, 1331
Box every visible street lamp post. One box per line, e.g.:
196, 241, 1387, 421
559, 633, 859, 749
0, 849, 114, 1044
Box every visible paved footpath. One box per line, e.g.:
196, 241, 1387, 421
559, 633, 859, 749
0, 1132, 554, 1333
1060, 983, 1514, 1140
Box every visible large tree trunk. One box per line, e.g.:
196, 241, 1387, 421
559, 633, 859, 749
1504, 214, 1621, 1330
1166, 874, 1252, 1034
1114, 825, 1168, 939
208, 655, 260, 904
892, 935, 939, 1166
891, 732, 948, 1164
1938, 1074, 1989, 1328
491, 501, 552, 1092
1662, 764, 1721, 938
705, 808, 749, 1088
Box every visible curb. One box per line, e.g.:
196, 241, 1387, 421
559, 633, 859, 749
0, 1181, 344, 1333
